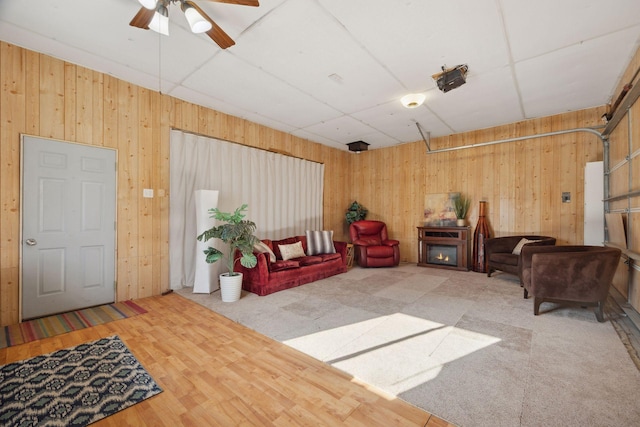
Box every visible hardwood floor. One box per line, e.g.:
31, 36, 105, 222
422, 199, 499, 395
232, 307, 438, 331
0, 293, 455, 426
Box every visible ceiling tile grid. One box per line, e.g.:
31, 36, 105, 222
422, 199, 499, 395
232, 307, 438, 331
0, 0, 638, 150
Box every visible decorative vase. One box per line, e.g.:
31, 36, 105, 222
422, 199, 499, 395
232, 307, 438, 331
472, 201, 491, 272
219, 273, 243, 302
456, 219, 466, 227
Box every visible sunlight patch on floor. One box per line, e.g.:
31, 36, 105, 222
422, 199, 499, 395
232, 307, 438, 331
283, 313, 501, 394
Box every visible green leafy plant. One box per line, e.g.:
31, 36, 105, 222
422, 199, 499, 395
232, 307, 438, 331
196, 204, 259, 276
452, 194, 471, 220
345, 201, 368, 224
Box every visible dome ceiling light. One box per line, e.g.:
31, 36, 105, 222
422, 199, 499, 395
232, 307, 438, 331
400, 93, 426, 108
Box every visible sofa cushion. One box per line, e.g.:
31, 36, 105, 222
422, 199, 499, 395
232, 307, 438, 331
279, 241, 306, 260
317, 253, 342, 263
367, 245, 395, 258
254, 240, 276, 263
296, 255, 323, 266
358, 236, 382, 246
491, 252, 518, 266
305, 230, 336, 255
270, 260, 300, 272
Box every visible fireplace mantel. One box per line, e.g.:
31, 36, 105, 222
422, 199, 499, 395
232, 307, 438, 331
417, 226, 470, 271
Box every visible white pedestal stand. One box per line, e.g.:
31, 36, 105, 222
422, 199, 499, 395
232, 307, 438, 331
193, 189, 219, 294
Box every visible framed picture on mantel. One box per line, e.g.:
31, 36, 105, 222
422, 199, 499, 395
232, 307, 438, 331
424, 193, 458, 226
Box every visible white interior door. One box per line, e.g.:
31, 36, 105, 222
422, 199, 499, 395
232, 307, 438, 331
21, 136, 117, 320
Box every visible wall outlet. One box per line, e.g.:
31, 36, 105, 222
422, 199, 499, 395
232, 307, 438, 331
143, 188, 154, 198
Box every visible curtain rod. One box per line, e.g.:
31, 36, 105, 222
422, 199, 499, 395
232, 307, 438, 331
170, 127, 323, 164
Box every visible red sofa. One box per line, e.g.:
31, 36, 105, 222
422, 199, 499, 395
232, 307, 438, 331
235, 235, 348, 296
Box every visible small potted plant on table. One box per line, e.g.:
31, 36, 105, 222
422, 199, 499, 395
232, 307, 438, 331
196, 204, 258, 302
453, 194, 471, 226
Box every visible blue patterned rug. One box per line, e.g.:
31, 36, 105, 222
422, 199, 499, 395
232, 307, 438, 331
0, 335, 162, 426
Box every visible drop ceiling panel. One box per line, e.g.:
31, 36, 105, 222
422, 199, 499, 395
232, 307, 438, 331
181, 52, 343, 128
350, 101, 452, 143
301, 115, 381, 146
320, 0, 511, 90
516, 27, 640, 118
230, 0, 405, 114
503, 0, 640, 62
0, 0, 638, 151
425, 67, 524, 133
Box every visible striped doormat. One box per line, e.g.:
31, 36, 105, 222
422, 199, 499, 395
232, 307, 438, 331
0, 301, 147, 349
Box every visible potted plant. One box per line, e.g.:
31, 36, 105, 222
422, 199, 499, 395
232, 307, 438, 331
345, 201, 368, 225
196, 204, 258, 302
453, 194, 471, 226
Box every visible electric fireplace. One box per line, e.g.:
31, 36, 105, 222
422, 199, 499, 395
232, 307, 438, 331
417, 226, 470, 271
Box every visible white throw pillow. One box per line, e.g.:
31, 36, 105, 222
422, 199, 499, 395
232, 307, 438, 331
512, 238, 538, 255
253, 240, 276, 263
305, 230, 336, 255
279, 241, 306, 260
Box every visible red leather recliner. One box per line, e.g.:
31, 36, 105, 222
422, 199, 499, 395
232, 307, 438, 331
349, 220, 400, 267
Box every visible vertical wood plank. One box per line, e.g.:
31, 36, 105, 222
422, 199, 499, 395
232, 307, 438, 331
39, 55, 65, 139
64, 62, 76, 141
0, 43, 26, 325
116, 79, 139, 301
75, 66, 93, 145
137, 88, 154, 298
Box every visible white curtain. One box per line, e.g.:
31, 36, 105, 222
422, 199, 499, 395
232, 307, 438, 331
169, 129, 324, 289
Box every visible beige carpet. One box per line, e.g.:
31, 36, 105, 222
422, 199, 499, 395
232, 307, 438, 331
177, 263, 640, 427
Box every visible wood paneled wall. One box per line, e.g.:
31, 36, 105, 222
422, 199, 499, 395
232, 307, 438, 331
349, 108, 605, 264
0, 41, 619, 326
0, 42, 351, 326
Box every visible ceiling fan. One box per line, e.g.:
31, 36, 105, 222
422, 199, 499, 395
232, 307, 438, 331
130, 0, 259, 49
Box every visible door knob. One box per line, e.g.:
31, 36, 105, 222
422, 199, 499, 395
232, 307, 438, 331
25, 238, 37, 246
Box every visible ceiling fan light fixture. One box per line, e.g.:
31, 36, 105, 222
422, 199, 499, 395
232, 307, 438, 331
137, 0, 158, 10
148, 2, 170, 36
401, 93, 426, 108
182, 3, 212, 34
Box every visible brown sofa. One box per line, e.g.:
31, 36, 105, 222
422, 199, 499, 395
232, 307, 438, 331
485, 235, 556, 282
520, 245, 622, 322
235, 235, 348, 296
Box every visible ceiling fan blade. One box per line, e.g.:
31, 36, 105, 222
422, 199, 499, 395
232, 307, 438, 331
129, 6, 155, 29
206, 21, 236, 49
201, 0, 259, 6
186, 1, 236, 49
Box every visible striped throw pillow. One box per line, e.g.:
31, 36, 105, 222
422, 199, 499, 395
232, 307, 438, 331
306, 230, 336, 255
